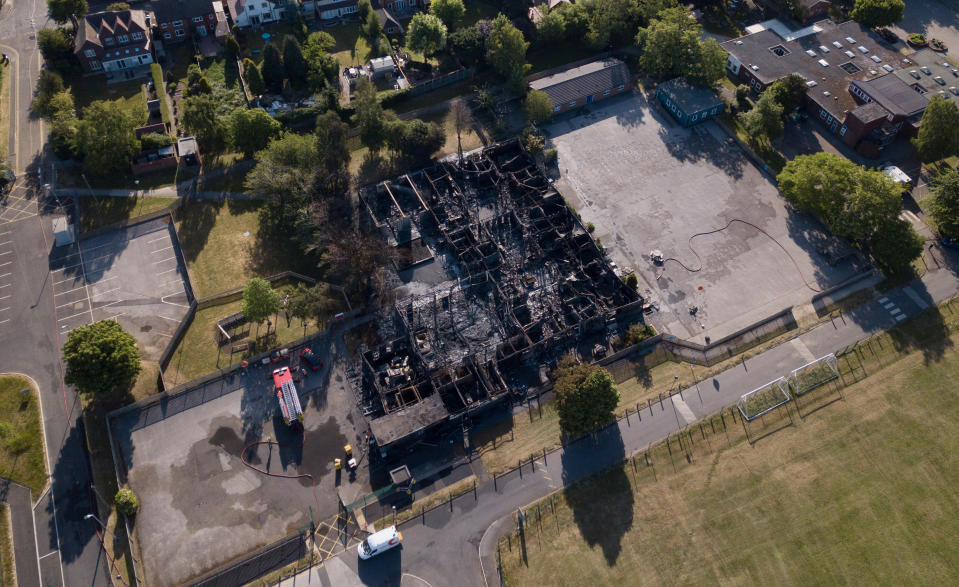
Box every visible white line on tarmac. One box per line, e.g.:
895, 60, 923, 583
104, 313, 125, 321
94, 300, 122, 309
54, 285, 88, 295
0, 251, 12, 256
57, 309, 93, 321
0, 273, 10, 278
0, 284, 10, 289
0, 319, 9, 325
0, 241, 10, 246
38, 551, 59, 560
0, 231, 9, 236
0, 261, 11, 267
159, 279, 183, 288
156, 315, 183, 322
883, 302, 895, 309
0, 307, 8, 312
0, 295, 9, 300
56, 299, 86, 309
147, 235, 169, 243
671, 394, 697, 425
151, 245, 174, 253
157, 267, 179, 275
878, 297, 889, 304
91, 287, 120, 298
152, 256, 176, 264
890, 308, 902, 316
895, 314, 907, 321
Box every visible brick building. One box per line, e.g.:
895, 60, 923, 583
528, 58, 631, 117
74, 10, 155, 76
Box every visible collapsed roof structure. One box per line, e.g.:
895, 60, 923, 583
358, 141, 645, 452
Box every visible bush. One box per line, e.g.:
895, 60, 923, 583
735, 85, 751, 112
624, 272, 638, 290
585, 221, 595, 233
909, 33, 926, 44
613, 322, 655, 349
139, 132, 174, 150
543, 147, 558, 165
115, 488, 139, 516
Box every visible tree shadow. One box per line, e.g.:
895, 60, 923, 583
176, 198, 222, 263
656, 122, 747, 180
559, 425, 633, 566
783, 206, 866, 289
45, 420, 97, 564
887, 281, 953, 364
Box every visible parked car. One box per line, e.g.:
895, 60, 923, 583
941, 236, 959, 250
270, 348, 291, 363
358, 526, 402, 560
300, 348, 323, 371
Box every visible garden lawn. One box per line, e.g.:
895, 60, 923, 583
78, 196, 179, 232
500, 329, 959, 586
0, 375, 46, 498
69, 76, 147, 117
331, 22, 380, 69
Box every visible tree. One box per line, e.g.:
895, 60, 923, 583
31, 70, 66, 117
552, 357, 619, 437
850, 0, 904, 28
357, 0, 373, 22
225, 35, 241, 60
114, 488, 139, 516
767, 73, 808, 114
486, 14, 530, 92
243, 58, 266, 95
62, 320, 141, 396
245, 132, 318, 206
870, 218, 924, 274
303, 32, 340, 91
181, 94, 228, 151
636, 7, 723, 86
242, 278, 281, 327
912, 96, 959, 163
536, 10, 567, 45
450, 25, 486, 66
525, 89, 554, 124
50, 117, 79, 159
261, 43, 285, 92
105, 1, 130, 10
363, 10, 383, 53
407, 13, 448, 59
37, 28, 75, 72
282, 36, 308, 88
139, 132, 174, 150
735, 84, 752, 111
75, 101, 142, 176
286, 283, 334, 327
387, 119, 445, 164
739, 91, 783, 143
352, 77, 391, 154
430, 0, 465, 30
229, 108, 281, 157
47, 0, 87, 24
448, 100, 472, 161
930, 169, 959, 239
314, 110, 352, 196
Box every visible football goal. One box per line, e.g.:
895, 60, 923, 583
737, 377, 791, 421
788, 353, 839, 397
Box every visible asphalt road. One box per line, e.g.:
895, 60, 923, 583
0, 0, 111, 584
280, 257, 959, 587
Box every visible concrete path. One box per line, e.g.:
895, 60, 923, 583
282, 258, 959, 587
0, 479, 40, 587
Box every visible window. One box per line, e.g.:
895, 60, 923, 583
603, 89, 611, 96
175, 29, 185, 37
553, 105, 560, 112
132, 32, 143, 40
84, 49, 96, 58
117, 34, 128, 43
840, 125, 847, 136
104, 36, 115, 45
161, 23, 168, 28
90, 60, 102, 71
769, 44, 789, 57
209, 13, 215, 19
192, 16, 204, 23
617, 84, 625, 90
691, 113, 698, 121
826, 114, 833, 123
173, 20, 183, 26
568, 100, 576, 107
163, 32, 172, 39
819, 109, 827, 119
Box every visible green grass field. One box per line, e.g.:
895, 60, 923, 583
500, 309, 959, 585
0, 375, 46, 498
79, 196, 179, 232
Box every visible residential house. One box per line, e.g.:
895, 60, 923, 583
656, 78, 724, 127
720, 19, 929, 157
315, 0, 359, 20
152, 0, 224, 43
528, 58, 631, 116
225, 0, 288, 28
796, 0, 830, 25
74, 10, 155, 76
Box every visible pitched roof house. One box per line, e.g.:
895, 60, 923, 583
74, 10, 155, 76
528, 58, 631, 115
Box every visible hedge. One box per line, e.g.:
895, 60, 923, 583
151, 63, 172, 127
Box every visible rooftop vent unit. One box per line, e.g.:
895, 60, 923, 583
845, 36, 856, 44
736, 40, 743, 45
806, 80, 818, 87
751, 64, 759, 71
832, 41, 843, 48
870, 55, 882, 63
921, 66, 931, 75
903, 58, 912, 64
910, 70, 921, 79
882, 64, 894, 72
819, 45, 830, 53
823, 91, 831, 97
857, 45, 869, 53
805, 49, 817, 57
819, 59, 829, 67
935, 75, 945, 85
844, 50, 856, 58
869, 70, 878, 76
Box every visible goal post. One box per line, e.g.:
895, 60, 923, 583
737, 377, 790, 422
788, 353, 839, 397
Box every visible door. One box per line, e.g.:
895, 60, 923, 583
586, 94, 594, 105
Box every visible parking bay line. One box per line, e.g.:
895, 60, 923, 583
151, 245, 174, 254
0, 261, 10, 267
152, 256, 176, 265
157, 267, 179, 275
90, 287, 120, 298
57, 309, 92, 322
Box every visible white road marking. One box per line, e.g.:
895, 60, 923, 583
890, 308, 902, 316
91, 287, 120, 298
157, 267, 179, 275
56, 299, 86, 309
0, 251, 12, 256
0, 272, 10, 278
152, 256, 176, 264
156, 315, 182, 322
0, 295, 9, 300
883, 302, 895, 309
671, 394, 697, 425
151, 245, 174, 253
0, 307, 8, 312
159, 278, 183, 288
147, 235, 169, 243
0, 241, 10, 246
0, 284, 10, 289
0, 261, 11, 267
878, 297, 889, 304
0, 319, 9, 325
57, 309, 93, 322
895, 314, 907, 321
54, 285, 88, 295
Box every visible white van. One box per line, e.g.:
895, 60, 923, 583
358, 526, 402, 560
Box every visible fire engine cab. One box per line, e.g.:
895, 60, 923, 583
272, 367, 303, 426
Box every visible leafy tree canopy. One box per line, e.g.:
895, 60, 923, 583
62, 320, 141, 396
552, 357, 619, 437
229, 108, 281, 157
739, 90, 783, 143
37, 28, 75, 73
429, 0, 465, 30
242, 278, 281, 324
76, 100, 143, 176
407, 13, 448, 58
261, 43, 286, 92
282, 35, 308, 88
525, 89, 554, 124
486, 14, 530, 92
47, 0, 87, 24
302, 33, 340, 91
850, 0, 905, 28
930, 169, 959, 239
637, 7, 722, 86
243, 58, 266, 96
768, 73, 808, 113
181, 94, 229, 152
912, 96, 959, 163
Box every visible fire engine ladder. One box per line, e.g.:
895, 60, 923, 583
280, 379, 303, 422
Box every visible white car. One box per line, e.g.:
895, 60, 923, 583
358, 526, 402, 560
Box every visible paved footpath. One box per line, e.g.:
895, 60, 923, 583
0, 479, 41, 587
279, 262, 959, 587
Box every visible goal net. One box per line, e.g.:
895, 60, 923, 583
788, 353, 839, 397
737, 377, 790, 421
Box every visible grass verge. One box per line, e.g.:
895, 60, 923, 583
372, 474, 477, 530
78, 196, 179, 232
0, 504, 13, 587
720, 111, 787, 173
0, 375, 46, 497
499, 301, 959, 585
